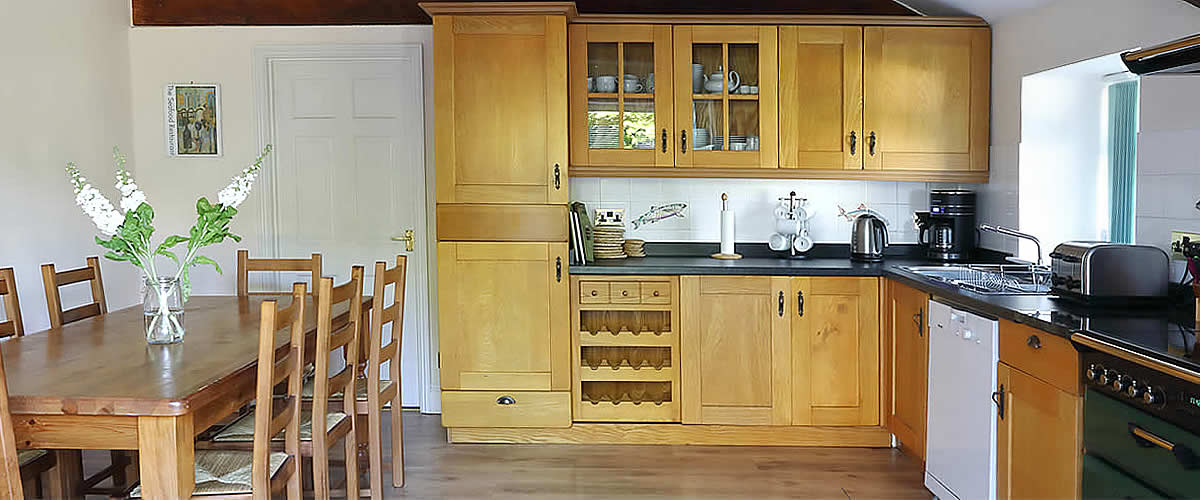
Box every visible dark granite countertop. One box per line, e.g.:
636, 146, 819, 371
571, 242, 1200, 375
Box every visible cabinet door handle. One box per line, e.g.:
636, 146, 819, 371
914, 308, 924, 337
1026, 334, 1042, 349
1129, 423, 1200, 469
992, 384, 1005, 420
553, 164, 561, 190
849, 131, 857, 156
778, 291, 785, 317
497, 395, 516, 405
555, 257, 562, 282
662, 128, 669, 153
681, 130, 687, 154
868, 131, 877, 156
797, 290, 805, 317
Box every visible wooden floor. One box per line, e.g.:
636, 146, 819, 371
80, 411, 930, 499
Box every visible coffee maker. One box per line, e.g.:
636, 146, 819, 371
913, 190, 976, 262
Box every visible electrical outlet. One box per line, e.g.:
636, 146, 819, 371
1170, 231, 1200, 260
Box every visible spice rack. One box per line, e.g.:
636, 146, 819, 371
572, 276, 680, 422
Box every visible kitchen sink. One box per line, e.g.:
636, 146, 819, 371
900, 264, 1051, 295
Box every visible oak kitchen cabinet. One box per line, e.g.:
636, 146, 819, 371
886, 280, 930, 462
778, 26, 863, 172
791, 277, 881, 426
681, 276, 791, 425
995, 321, 1082, 500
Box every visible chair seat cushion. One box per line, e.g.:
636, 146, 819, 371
131, 450, 288, 497
17, 449, 47, 467
302, 377, 394, 401
211, 409, 348, 442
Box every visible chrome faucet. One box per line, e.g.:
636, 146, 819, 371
979, 224, 1043, 266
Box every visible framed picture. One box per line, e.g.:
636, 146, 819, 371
165, 83, 222, 157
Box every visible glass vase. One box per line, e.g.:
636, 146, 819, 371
144, 277, 185, 344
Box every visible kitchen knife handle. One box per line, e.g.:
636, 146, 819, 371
797, 290, 805, 317
778, 291, 785, 317
992, 384, 1006, 420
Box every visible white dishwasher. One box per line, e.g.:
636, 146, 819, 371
925, 300, 998, 500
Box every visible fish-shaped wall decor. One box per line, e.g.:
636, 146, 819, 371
631, 203, 687, 229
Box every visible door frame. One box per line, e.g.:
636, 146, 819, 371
253, 43, 441, 413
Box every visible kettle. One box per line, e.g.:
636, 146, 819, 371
850, 214, 888, 262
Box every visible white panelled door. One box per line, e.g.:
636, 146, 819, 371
268, 49, 430, 410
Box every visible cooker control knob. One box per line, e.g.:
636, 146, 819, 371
1086, 364, 1104, 382
1143, 388, 1164, 405
1100, 369, 1119, 386
1125, 381, 1145, 399
1111, 375, 1132, 393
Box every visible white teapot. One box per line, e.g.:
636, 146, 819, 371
702, 66, 740, 94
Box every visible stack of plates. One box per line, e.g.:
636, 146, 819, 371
593, 226, 627, 259
623, 239, 646, 257
588, 125, 620, 149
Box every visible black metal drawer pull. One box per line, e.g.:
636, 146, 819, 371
555, 257, 562, 282
868, 131, 877, 156
778, 291, 784, 317
1026, 334, 1042, 349
681, 130, 687, 154
497, 395, 516, 405
797, 290, 805, 317
662, 128, 669, 153
992, 384, 1006, 420
849, 131, 857, 156
553, 164, 561, 190
914, 308, 924, 337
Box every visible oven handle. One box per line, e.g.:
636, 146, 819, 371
1129, 423, 1200, 470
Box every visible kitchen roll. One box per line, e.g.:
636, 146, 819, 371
720, 209, 736, 255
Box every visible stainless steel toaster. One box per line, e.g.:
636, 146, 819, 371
1049, 242, 1169, 301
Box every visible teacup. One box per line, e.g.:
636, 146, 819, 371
587, 77, 595, 92
748, 85, 759, 94
595, 75, 618, 93
731, 143, 746, 151
624, 80, 644, 93
647, 73, 655, 92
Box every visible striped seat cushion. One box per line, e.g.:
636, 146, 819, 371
131, 450, 287, 497
212, 410, 347, 442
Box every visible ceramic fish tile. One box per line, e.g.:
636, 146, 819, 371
631, 203, 687, 230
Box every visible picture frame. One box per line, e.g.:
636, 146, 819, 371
165, 83, 222, 157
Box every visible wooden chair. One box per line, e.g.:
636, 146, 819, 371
0, 339, 27, 500
130, 283, 307, 499
362, 255, 408, 493
0, 268, 25, 338
40, 257, 106, 329
210, 270, 362, 499
236, 249, 322, 297
41, 257, 133, 496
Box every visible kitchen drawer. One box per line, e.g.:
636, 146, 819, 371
610, 282, 640, 304
641, 282, 671, 304
441, 391, 571, 428
579, 281, 609, 304
999, 320, 1080, 395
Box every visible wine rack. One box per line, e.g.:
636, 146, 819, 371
572, 276, 680, 422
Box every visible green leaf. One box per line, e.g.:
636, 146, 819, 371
103, 251, 130, 262
136, 202, 154, 221
193, 255, 222, 274
156, 249, 180, 266
180, 269, 192, 302
196, 197, 213, 214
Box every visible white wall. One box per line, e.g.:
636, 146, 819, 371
979, 0, 1200, 254
127, 26, 434, 296
571, 178, 965, 244
0, 1, 142, 333
1135, 74, 1200, 277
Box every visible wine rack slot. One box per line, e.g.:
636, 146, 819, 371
581, 346, 671, 370
581, 381, 672, 405
579, 310, 671, 335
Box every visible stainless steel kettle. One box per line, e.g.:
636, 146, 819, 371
850, 214, 888, 262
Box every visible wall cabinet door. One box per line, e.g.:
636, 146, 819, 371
434, 15, 568, 204
886, 280, 929, 461
437, 242, 570, 391
863, 27, 990, 173
681, 276, 791, 425
996, 362, 1082, 500
569, 24, 675, 168
791, 277, 880, 426
779, 26, 864, 171
673, 25, 778, 169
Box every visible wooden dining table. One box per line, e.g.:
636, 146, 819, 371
1, 294, 362, 498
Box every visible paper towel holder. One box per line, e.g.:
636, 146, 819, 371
712, 193, 743, 260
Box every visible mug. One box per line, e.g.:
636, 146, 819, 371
647, 73, 655, 92
768, 233, 790, 252
587, 77, 595, 93
748, 85, 759, 94
691, 64, 704, 93
595, 75, 618, 93
746, 136, 760, 151
731, 143, 746, 151
624, 80, 644, 93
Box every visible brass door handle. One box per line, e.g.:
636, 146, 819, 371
391, 229, 415, 251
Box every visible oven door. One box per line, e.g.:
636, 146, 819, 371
1084, 389, 1200, 498
1082, 455, 1164, 499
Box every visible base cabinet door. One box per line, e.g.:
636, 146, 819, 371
437, 242, 570, 395
886, 280, 929, 461
996, 362, 1082, 500
680, 276, 791, 425
791, 277, 880, 426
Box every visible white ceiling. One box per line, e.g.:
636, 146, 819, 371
897, 0, 1055, 21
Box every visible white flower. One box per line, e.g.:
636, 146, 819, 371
67, 163, 124, 236
120, 189, 146, 212
112, 148, 147, 214
215, 145, 271, 209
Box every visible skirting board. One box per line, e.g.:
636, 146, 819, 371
448, 423, 893, 447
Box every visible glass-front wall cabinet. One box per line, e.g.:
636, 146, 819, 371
673, 26, 778, 168
569, 25, 674, 168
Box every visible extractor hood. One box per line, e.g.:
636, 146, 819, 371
1122, 33, 1200, 74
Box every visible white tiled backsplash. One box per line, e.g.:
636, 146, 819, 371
571, 178, 977, 244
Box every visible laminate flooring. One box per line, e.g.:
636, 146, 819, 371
83, 411, 931, 499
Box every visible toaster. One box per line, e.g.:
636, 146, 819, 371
1049, 242, 1169, 301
